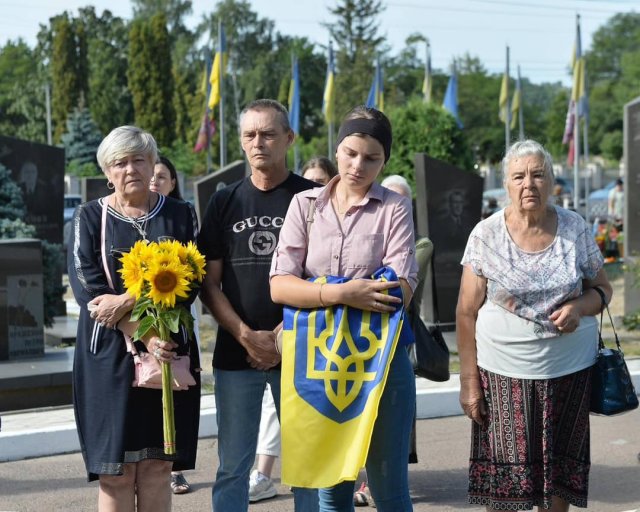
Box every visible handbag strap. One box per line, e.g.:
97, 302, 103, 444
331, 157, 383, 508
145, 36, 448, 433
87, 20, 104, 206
430, 247, 440, 324
101, 197, 115, 290
597, 302, 622, 353
101, 197, 135, 354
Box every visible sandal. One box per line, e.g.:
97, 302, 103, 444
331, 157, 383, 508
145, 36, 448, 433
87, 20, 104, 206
171, 472, 191, 495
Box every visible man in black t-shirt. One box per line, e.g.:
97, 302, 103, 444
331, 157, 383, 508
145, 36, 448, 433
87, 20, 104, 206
198, 99, 318, 511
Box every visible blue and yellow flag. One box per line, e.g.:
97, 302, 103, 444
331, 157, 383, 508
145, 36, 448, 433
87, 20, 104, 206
422, 42, 432, 103
365, 57, 384, 111
281, 267, 407, 488
322, 43, 336, 124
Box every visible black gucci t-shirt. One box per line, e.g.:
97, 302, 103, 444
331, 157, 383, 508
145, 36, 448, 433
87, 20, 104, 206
198, 173, 317, 370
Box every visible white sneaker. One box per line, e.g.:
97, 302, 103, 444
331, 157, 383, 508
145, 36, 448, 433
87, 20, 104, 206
249, 469, 277, 502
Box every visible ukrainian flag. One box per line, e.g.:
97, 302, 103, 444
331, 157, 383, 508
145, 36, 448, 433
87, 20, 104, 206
280, 267, 409, 488
365, 57, 384, 112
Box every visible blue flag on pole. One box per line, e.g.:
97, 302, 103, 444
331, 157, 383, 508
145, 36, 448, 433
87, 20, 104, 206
288, 56, 301, 135
443, 69, 463, 128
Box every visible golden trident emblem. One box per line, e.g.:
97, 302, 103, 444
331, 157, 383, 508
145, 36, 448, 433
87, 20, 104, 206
305, 306, 389, 412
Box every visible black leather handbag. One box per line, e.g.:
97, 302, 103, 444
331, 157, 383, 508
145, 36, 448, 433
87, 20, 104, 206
590, 301, 638, 416
407, 258, 450, 382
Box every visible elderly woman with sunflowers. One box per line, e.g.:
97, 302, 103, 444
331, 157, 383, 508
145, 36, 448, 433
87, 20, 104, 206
68, 125, 203, 512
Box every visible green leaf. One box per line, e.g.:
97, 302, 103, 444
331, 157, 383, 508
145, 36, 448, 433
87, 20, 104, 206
159, 308, 180, 333
130, 297, 152, 321
134, 315, 156, 340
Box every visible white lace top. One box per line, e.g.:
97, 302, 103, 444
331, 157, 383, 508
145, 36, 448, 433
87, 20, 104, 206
462, 205, 603, 338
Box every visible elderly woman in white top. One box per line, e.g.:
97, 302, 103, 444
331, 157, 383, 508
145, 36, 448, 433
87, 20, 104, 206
456, 140, 612, 512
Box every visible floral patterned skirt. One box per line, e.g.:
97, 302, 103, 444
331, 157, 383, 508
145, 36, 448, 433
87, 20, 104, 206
468, 366, 592, 510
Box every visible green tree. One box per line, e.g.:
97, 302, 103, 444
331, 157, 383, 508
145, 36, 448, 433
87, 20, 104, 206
76, 7, 134, 134
384, 98, 473, 188
327, 0, 386, 120
543, 88, 570, 161
61, 106, 102, 175
128, 14, 176, 147
0, 163, 26, 220
132, 0, 199, 145
584, 12, 640, 158
50, 13, 88, 142
0, 40, 41, 137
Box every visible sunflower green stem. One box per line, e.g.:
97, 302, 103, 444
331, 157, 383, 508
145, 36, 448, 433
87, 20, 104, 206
158, 321, 176, 455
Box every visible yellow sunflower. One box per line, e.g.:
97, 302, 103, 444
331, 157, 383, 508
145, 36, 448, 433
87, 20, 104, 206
118, 240, 151, 299
128, 239, 153, 267
145, 259, 191, 308
157, 238, 181, 256
184, 241, 206, 282
119, 257, 146, 299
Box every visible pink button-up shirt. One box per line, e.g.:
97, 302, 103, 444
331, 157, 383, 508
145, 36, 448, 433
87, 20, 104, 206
270, 177, 418, 290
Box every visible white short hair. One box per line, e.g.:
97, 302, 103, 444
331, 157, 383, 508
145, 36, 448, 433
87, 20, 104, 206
502, 139, 554, 187
96, 126, 158, 172
380, 174, 411, 198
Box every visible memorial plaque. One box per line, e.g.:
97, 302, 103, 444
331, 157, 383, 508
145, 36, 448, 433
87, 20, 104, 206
82, 176, 111, 202
624, 97, 640, 315
415, 154, 483, 326
0, 239, 44, 360
0, 136, 65, 245
193, 160, 247, 223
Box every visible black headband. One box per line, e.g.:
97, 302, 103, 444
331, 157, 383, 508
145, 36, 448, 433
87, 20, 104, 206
335, 118, 392, 163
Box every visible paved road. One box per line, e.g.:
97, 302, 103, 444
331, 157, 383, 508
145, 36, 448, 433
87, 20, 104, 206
1, 410, 639, 511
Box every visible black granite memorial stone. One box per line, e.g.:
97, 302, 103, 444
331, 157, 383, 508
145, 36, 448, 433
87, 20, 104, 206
0, 136, 64, 245
82, 176, 111, 202
414, 154, 483, 326
193, 160, 248, 223
624, 97, 640, 315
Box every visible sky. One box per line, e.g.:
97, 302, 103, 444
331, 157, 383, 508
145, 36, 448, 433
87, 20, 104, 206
1, 0, 637, 85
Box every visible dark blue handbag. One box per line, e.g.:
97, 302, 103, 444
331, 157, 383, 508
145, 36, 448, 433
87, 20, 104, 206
590, 302, 638, 416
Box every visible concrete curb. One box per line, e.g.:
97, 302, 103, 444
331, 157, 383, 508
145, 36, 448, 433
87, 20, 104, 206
1, 363, 638, 463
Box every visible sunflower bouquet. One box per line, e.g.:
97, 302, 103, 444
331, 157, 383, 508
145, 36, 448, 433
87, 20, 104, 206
119, 239, 206, 454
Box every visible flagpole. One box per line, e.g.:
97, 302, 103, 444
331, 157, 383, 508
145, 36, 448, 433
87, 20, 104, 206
218, 20, 226, 168
327, 41, 334, 158
517, 65, 524, 140
573, 15, 581, 212
290, 53, 300, 172
505, 46, 511, 153
205, 56, 212, 173
582, 49, 590, 217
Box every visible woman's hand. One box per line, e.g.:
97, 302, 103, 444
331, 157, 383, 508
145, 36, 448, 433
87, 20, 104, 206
88, 293, 134, 329
549, 302, 581, 333
146, 335, 179, 363
335, 278, 402, 312
460, 375, 487, 426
